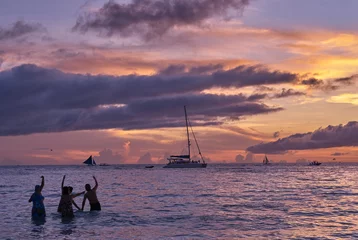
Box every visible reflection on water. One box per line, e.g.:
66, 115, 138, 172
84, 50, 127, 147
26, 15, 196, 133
1, 164, 358, 239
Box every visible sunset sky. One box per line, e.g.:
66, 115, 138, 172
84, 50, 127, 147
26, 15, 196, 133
1, 0, 358, 165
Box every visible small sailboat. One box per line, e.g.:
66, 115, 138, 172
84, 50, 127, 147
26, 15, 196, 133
83, 155, 96, 166
164, 106, 207, 168
263, 155, 270, 165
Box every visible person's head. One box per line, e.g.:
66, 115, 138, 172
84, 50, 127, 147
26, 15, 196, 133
35, 185, 41, 193
85, 184, 91, 191
62, 186, 69, 195
68, 186, 73, 194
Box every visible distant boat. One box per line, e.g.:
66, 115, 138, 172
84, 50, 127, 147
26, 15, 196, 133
309, 161, 321, 166
263, 155, 270, 165
83, 155, 96, 166
145, 165, 154, 168
164, 106, 207, 169
99, 163, 110, 166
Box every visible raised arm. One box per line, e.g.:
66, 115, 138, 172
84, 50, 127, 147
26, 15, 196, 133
61, 175, 65, 189
40, 176, 45, 192
93, 176, 98, 191
72, 191, 85, 198
81, 194, 87, 211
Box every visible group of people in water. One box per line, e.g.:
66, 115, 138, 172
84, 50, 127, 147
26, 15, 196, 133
29, 175, 101, 218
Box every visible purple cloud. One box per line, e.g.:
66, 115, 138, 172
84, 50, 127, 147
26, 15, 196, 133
0, 21, 46, 41
247, 121, 358, 154
73, 0, 251, 40
0, 64, 284, 136
273, 88, 305, 98
334, 74, 358, 86
301, 77, 339, 91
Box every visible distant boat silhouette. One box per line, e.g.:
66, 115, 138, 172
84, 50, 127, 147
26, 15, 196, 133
309, 161, 321, 166
164, 106, 207, 168
83, 155, 96, 166
99, 163, 110, 166
145, 165, 154, 168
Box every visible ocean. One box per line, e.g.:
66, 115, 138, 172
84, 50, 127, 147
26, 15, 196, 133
1, 163, 358, 239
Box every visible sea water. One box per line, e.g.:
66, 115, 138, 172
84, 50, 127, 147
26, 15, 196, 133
1, 163, 358, 239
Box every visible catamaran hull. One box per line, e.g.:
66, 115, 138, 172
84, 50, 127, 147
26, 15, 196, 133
163, 163, 207, 168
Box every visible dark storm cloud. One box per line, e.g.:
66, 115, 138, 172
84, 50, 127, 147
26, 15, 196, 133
0, 93, 281, 135
273, 88, 306, 98
0, 64, 285, 136
247, 121, 358, 154
73, 0, 250, 39
0, 21, 46, 41
334, 74, 358, 86
301, 77, 340, 91
0, 64, 297, 113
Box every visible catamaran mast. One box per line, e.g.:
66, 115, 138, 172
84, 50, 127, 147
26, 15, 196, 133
184, 106, 191, 160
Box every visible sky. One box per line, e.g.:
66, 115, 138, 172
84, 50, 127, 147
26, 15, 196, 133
0, 0, 358, 165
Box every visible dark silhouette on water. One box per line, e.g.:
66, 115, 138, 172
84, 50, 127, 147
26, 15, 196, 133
164, 106, 207, 168
58, 175, 84, 217
29, 176, 46, 218
83, 155, 96, 166
82, 176, 101, 211
309, 161, 322, 166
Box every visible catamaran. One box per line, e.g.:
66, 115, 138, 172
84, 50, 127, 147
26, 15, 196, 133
83, 155, 96, 166
263, 155, 270, 165
163, 106, 207, 168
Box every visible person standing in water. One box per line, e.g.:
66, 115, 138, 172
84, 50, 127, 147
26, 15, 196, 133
82, 176, 101, 211
58, 186, 85, 218
58, 175, 84, 217
29, 176, 46, 218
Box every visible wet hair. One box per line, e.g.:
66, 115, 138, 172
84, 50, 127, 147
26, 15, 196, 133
85, 184, 91, 191
35, 185, 41, 192
62, 186, 69, 195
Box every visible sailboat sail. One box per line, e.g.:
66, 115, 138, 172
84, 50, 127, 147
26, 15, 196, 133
83, 155, 96, 165
263, 155, 269, 164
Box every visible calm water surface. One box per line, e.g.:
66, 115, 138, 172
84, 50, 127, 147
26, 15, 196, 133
1, 163, 358, 239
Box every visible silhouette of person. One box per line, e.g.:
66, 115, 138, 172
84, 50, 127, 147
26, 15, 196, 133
58, 175, 84, 217
58, 175, 83, 212
29, 176, 46, 218
82, 176, 101, 211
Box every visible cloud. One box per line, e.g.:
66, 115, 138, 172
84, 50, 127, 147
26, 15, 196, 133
235, 154, 244, 162
296, 158, 308, 164
247, 121, 358, 154
157, 152, 170, 164
94, 148, 123, 164
300, 77, 339, 91
273, 131, 280, 138
244, 152, 254, 162
235, 153, 254, 163
0, 64, 285, 136
73, 0, 250, 40
273, 88, 306, 98
334, 74, 358, 85
137, 152, 154, 164
328, 93, 358, 105
331, 152, 348, 156
0, 21, 46, 41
